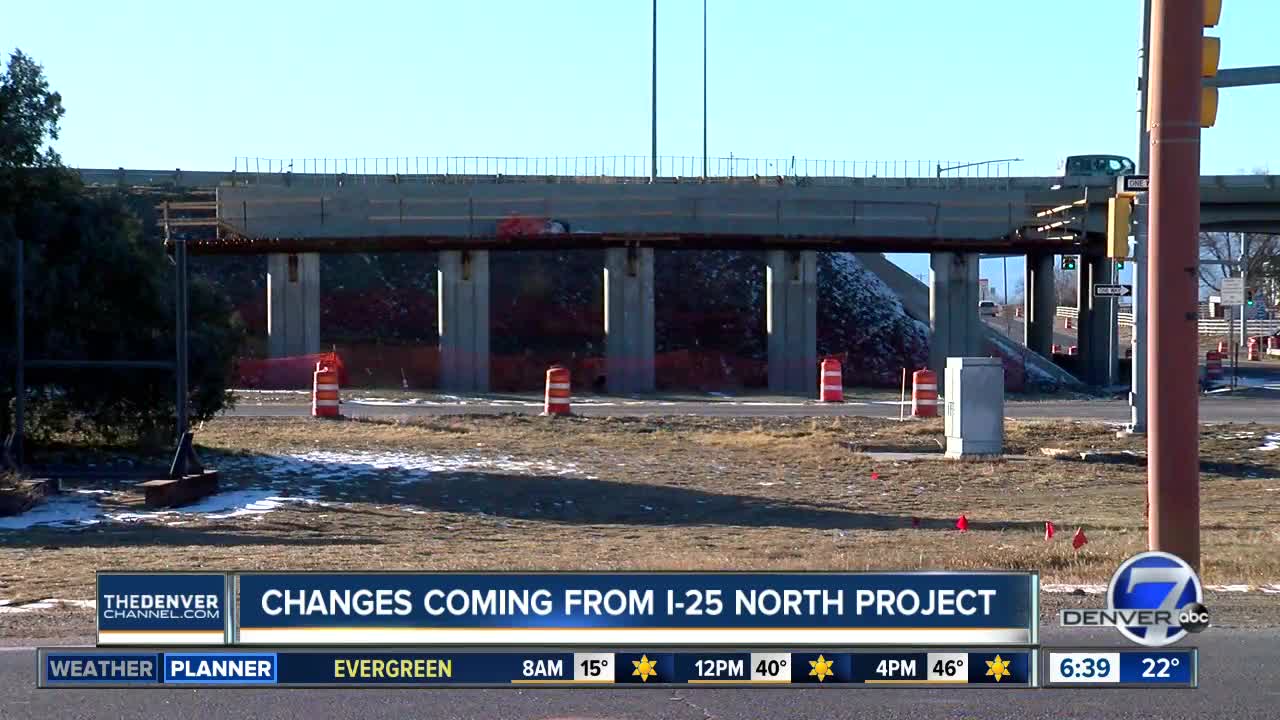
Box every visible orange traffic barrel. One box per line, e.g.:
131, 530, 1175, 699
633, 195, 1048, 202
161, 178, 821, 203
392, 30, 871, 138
1205, 351, 1223, 384
1248, 337, 1261, 361
1217, 339, 1229, 354
1051, 344, 1062, 355
911, 369, 938, 418
819, 357, 843, 402
312, 362, 340, 418
543, 365, 571, 416
1065, 316, 1073, 330
1068, 345, 1079, 356
1269, 336, 1280, 353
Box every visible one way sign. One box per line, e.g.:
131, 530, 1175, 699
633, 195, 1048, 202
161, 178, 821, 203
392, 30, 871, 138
1093, 284, 1133, 298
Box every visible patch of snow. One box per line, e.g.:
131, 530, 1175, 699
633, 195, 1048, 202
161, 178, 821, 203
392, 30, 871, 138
348, 397, 435, 406
0, 495, 106, 530
0, 598, 96, 614
242, 450, 582, 479
1041, 584, 1106, 594
1253, 433, 1280, 451
2, 450, 581, 532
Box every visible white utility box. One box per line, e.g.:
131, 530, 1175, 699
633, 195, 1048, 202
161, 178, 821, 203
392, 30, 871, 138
944, 357, 1004, 458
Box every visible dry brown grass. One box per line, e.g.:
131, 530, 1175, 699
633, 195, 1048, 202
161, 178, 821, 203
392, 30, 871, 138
2, 415, 1278, 603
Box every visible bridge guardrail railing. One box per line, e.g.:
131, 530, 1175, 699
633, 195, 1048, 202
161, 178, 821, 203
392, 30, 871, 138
1055, 306, 1280, 334
226, 156, 1026, 182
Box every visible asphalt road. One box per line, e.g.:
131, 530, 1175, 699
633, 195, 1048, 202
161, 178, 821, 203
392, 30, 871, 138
3, 630, 1276, 719
226, 394, 1280, 424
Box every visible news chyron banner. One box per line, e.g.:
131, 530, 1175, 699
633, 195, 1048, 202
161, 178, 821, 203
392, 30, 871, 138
97, 571, 1037, 646
97, 573, 232, 645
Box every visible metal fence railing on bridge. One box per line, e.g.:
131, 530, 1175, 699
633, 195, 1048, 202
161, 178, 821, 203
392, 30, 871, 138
230, 155, 1025, 183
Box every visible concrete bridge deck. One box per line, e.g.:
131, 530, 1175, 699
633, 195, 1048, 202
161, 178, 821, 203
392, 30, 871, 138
75, 168, 1280, 253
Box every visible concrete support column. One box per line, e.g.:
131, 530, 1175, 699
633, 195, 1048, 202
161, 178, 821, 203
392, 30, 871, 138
1077, 255, 1117, 386
1024, 252, 1056, 356
604, 246, 656, 394
437, 250, 490, 392
1080, 253, 1121, 384
766, 249, 817, 394
267, 253, 321, 357
929, 251, 982, 393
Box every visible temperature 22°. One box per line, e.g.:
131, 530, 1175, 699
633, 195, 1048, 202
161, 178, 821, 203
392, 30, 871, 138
667, 589, 724, 615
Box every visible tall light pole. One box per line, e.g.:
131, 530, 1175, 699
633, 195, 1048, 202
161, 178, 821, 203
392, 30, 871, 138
651, 0, 658, 182
703, 0, 708, 179
1130, 0, 1152, 434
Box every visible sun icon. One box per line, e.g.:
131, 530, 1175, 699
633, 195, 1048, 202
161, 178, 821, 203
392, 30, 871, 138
808, 655, 835, 682
632, 655, 659, 682
985, 654, 1012, 682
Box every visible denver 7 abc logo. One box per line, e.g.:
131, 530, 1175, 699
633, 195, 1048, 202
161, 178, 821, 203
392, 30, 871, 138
1061, 551, 1210, 647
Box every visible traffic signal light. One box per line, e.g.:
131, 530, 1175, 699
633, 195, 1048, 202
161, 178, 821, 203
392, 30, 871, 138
1106, 196, 1132, 259
1061, 256, 1077, 271
1202, 0, 1222, 128
1246, 288, 1255, 306
1116, 260, 1126, 271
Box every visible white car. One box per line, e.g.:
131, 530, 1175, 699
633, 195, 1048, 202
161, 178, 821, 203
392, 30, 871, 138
978, 300, 999, 317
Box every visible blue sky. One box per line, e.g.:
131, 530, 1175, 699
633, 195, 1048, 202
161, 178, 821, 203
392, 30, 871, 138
5, 0, 1277, 294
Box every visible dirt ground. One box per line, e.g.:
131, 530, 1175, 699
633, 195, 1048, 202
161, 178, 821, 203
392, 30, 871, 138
2, 414, 1278, 608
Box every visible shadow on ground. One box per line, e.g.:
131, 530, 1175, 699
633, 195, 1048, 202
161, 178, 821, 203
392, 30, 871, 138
202, 452, 1043, 533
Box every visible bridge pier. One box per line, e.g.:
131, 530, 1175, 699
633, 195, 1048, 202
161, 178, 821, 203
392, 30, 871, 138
604, 247, 656, 394
1024, 252, 1056, 356
438, 250, 490, 392
766, 250, 817, 394
1076, 255, 1117, 386
267, 253, 321, 357
929, 251, 982, 393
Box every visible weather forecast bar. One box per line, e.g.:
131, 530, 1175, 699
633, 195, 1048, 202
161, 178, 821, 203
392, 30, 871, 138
38, 648, 1036, 688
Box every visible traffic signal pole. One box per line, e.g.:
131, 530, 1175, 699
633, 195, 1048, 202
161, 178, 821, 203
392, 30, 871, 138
1147, 0, 1202, 569
1129, 0, 1151, 434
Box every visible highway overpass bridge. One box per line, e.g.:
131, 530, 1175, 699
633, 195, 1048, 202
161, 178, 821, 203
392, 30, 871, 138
77, 168, 1280, 393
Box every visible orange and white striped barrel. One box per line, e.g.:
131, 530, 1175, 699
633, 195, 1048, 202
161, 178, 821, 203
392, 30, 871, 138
1218, 339, 1229, 354
1248, 337, 1261, 361
819, 357, 843, 402
1051, 344, 1062, 355
543, 365, 571, 416
1065, 316, 1073, 330
1068, 345, 1079, 356
1269, 336, 1280, 353
911, 369, 938, 418
312, 362, 340, 418
1205, 351, 1223, 383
